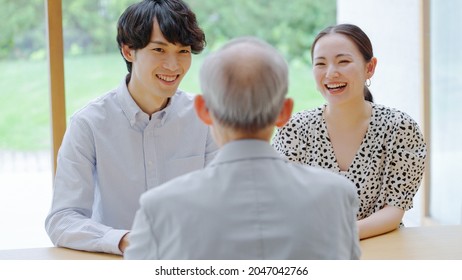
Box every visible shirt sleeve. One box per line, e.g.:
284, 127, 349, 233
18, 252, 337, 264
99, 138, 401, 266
45, 116, 127, 255
271, 114, 304, 162
124, 202, 158, 260
383, 113, 427, 210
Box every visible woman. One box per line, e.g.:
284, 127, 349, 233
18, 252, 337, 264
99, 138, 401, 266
272, 24, 427, 239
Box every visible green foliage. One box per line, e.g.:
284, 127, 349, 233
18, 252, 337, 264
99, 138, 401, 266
0, 0, 138, 59
0, 0, 335, 61
62, 0, 137, 55
189, 0, 335, 63
0, 0, 45, 59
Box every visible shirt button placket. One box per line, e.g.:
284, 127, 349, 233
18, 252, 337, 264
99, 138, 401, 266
144, 124, 157, 189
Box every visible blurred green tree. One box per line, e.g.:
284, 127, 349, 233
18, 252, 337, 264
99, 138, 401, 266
0, 0, 335, 63
0, 0, 45, 59
189, 0, 336, 63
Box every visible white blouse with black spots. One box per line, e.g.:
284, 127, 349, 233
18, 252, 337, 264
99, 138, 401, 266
272, 103, 427, 221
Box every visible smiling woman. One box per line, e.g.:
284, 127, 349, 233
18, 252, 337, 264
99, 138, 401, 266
272, 23, 427, 240
311, 24, 376, 104
311, 34, 376, 107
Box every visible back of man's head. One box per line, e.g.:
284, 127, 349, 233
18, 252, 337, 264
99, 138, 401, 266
199, 37, 289, 133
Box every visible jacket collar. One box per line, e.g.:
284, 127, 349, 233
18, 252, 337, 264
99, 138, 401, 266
209, 139, 286, 167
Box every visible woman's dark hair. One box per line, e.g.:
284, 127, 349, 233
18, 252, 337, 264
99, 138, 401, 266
311, 23, 374, 102
116, 0, 206, 73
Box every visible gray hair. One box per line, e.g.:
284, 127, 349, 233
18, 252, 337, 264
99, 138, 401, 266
199, 36, 289, 132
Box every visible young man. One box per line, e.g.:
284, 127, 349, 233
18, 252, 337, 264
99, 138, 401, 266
124, 37, 361, 260
45, 0, 217, 255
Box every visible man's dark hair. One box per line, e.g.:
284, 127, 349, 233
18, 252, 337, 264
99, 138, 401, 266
116, 0, 206, 73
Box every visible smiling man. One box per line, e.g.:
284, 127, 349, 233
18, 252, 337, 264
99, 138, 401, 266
45, 0, 218, 255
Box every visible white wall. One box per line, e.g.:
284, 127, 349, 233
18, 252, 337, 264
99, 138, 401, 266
429, 0, 462, 225
337, 0, 423, 125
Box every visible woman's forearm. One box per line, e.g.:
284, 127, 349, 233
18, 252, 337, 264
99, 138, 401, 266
357, 205, 405, 240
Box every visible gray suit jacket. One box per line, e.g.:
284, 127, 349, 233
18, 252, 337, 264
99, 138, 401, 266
124, 140, 360, 259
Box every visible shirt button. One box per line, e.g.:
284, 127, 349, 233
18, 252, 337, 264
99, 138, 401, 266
148, 161, 153, 166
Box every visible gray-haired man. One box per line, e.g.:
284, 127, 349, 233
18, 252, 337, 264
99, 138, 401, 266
125, 36, 360, 259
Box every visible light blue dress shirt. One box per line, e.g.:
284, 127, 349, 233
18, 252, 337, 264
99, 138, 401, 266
124, 140, 360, 260
45, 78, 218, 255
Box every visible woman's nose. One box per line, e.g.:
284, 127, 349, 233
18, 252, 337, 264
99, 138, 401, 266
326, 65, 339, 78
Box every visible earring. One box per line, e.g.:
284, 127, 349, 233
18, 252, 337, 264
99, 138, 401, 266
365, 78, 371, 87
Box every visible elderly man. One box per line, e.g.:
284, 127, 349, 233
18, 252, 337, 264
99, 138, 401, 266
124, 37, 360, 259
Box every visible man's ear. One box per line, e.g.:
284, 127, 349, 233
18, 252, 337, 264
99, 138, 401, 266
194, 95, 213, 126
275, 98, 293, 128
121, 44, 135, 62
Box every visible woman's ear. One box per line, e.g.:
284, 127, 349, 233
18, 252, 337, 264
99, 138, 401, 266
121, 44, 135, 62
366, 57, 377, 78
194, 95, 213, 126
275, 98, 293, 128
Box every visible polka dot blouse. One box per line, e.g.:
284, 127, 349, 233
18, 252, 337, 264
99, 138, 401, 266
272, 103, 427, 221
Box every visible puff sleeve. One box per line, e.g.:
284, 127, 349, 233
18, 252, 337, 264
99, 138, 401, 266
381, 111, 427, 210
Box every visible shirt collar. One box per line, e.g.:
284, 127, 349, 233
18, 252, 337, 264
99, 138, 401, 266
116, 77, 179, 128
117, 78, 142, 127
209, 139, 286, 166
